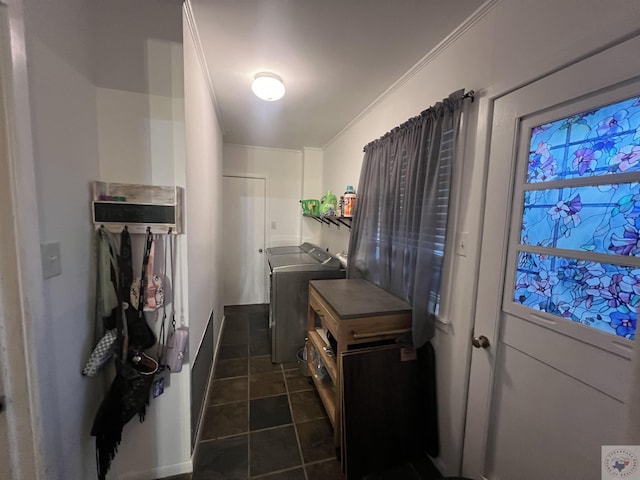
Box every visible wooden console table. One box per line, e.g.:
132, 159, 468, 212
307, 279, 422, 478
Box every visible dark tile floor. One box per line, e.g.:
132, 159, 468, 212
162, 304, 442, 480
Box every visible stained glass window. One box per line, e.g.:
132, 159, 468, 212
514, 252, 638, 339
516, 94, 640, 340
521, 183, 640, 256
527, 96, 640, 183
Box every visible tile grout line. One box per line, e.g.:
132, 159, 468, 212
249, 465, 304, 479
208, 309, 342, 480
282, 361, 310, 480
247, 332, 251, 480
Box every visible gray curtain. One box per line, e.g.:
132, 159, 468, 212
347, 90, 466, 348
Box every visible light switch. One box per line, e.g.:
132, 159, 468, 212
271, 221, 277, 230
455, 232, 469, 257
41, 241, 62, 279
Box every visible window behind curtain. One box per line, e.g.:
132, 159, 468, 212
348, 90, 466, 347
374, 128, 454, 313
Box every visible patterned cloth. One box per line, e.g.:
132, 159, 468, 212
82, 329, 117, 377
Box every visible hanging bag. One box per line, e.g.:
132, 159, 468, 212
124, 228, 156, 350
163, 235, 188, 372
165, 327, 188, 372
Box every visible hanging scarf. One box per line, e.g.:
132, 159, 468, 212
96, 228, 118, 319
91, 227, 158, 480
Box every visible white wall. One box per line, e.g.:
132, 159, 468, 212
301, 147, 323, 245
14, 0, 224, 477
92, 1, 194, 478
223, 144, 303, 248
183, 6, 225, 386
321, 0, 640, 475
20, 0, 101, 478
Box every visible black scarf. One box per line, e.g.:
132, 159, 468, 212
91, 228, 157, 480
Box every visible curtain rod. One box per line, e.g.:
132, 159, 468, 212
419, 89, 474, 115
363, 89, 474, 152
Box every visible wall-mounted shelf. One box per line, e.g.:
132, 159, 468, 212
92, 181, 184, 234
303, 214, 352, 229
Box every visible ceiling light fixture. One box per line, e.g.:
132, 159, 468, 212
251, 72, 285, 101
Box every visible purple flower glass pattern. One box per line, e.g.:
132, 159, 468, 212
514, 252, 638, 339
521, 183, 640, 257
527, 95, 640, 183
518, 94, 640, 339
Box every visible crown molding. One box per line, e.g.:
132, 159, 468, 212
324, 0, 500, 150
183, 0, 225, 135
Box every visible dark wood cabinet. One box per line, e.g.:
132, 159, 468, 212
307, 279, 425, 478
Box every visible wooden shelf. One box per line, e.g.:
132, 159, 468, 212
307, 279, 414, 477
310, 365, 337, 429
307, 335, 337, 428
308, 330, 337, 382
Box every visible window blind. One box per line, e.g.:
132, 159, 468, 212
347, 89, 467, 347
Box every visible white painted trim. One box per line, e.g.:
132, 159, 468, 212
323, 0, 501, 150
183, 1, 224, 134
461, 33, 640, 477
192, 307, 214, 375
224, 142, 303, 155
118, 460, 194, 480
222, 174, 270, 302
223, 172, 269, 181
1, 2, 46, 478
191, 313, 225, 460
438, 96, 474, 334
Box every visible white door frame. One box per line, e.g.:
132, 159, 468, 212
0, 1, 47, 477
222, 173, 269, 304
462, 34, 640, 477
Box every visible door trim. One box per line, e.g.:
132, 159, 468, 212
223, 172, 269, 255
462, 33, 640, 477
1, 2, 46, 477
222, 174, 268, 304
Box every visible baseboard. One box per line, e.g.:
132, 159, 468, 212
431, 456, 448, 477
191, 313, 225, 460
118, 460, 193, 480
191, 309, 216, 446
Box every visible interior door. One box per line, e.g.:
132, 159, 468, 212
222, 175, 267, 305
463, 35, 640, 479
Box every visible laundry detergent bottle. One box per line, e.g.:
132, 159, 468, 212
343, 186, 356, 217
320, 190, 337, 214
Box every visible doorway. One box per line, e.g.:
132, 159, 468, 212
463, 35, 640, 479
222, 175, 267, 305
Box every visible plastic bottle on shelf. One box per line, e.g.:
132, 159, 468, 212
343, 186, 356, 218
337, 195, 344, 216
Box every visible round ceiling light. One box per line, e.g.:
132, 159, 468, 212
251, 72, 285, 101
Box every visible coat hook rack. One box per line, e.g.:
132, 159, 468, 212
92, 181, 183, 234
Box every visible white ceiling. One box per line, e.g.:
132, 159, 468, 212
190, 0, 484, 150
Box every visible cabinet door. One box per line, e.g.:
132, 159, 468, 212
341, 343, 431, 478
